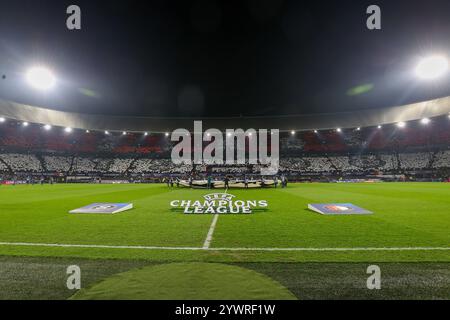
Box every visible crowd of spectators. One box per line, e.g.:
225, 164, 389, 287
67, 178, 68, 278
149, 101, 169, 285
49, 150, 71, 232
432, 150, 450, 169
0, 151, 448, 176
0, 153, 42, 172
43, 155, 72, 172
0, 117, 449, 178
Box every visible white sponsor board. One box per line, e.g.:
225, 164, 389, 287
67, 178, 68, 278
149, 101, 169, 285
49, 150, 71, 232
70, 203, 133, 214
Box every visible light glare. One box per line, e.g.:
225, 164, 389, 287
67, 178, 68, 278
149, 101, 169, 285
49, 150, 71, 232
421, 118, 430, 125
26, 67, 56, 90
415, 56, 448, 80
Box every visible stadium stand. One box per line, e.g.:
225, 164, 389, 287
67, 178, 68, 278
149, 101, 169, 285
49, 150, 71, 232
109, 158, 134, 174
0, 153, 42, 172
72, 157, 96, 174
43, 155, 72, 172
432, 150, 450, 169
0, 116, 449, 181
0, 151, 448, 175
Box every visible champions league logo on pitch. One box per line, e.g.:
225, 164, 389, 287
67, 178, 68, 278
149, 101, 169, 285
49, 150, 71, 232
170, 193, 268, 214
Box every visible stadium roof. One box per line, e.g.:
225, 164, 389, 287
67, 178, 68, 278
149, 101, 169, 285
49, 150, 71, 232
1, 96, 450, 132
1, 1, 450, 118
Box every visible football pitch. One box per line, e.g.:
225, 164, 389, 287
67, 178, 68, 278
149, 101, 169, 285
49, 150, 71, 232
0, 182, 449, 299
0, 182, 449, 261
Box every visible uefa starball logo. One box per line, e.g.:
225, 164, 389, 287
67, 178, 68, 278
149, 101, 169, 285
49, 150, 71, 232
170, 193, 268, 214
170, 121, 279, 175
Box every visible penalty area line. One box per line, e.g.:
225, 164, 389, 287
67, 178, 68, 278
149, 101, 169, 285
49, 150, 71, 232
0, 242, 449, 252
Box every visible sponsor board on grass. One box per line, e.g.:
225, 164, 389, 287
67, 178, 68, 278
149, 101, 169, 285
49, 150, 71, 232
170, 193, 268, 214
69, 203, 133, 214
308, 203, 373, 215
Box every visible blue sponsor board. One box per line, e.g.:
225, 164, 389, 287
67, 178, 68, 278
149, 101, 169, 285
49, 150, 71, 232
308, 203, 372, 215
70, 203, 133, 214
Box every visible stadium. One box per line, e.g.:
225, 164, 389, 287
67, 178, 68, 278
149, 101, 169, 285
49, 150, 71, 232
0, 0, 449, 305
1, 97, 450, 184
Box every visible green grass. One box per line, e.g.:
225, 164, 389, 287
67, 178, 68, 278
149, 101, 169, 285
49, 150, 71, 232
0, 183, 449, 262
0, 256, 448, 300
0, 183, 449, 300
70, 262, 297, 300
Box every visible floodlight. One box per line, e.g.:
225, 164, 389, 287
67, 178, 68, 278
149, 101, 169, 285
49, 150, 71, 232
44, 124, 52, 130
377, 125, 382, 129
415, 56, 448, 80
105, 130, 110, 135
23, 122, 29, 127
397, 122, 406, 128
65, 127, 72, 133
144, 132, 148, 136
421, 118, 430, 125
26, 66, 56, 90
0, 117, 5, 123
291, 131, 295, 135
336, 128, 342, 132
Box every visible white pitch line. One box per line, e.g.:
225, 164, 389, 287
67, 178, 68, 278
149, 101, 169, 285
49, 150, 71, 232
202, 214, 219, 249
0, 242, 449, 252
202, 186, 228, 249
0, 241, 203, 251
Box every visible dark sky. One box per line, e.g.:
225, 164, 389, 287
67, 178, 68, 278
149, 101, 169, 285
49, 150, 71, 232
0, 0, 449, 117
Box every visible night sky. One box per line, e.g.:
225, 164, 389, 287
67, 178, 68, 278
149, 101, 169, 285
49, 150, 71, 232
0, 0, 449, 117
